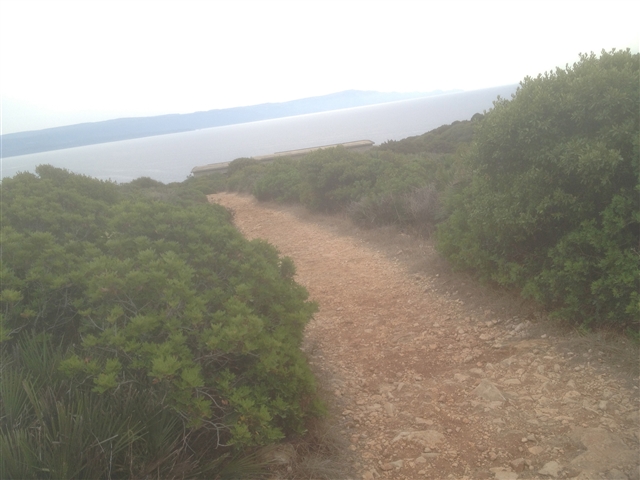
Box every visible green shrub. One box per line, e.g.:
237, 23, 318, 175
404, 184, 441, 232
218, 144, 455, 234
253, 158, 303, 202
297, 147, 380, 212
378, 119, 477, 155
347, 184, 441, 235
296, 147, 449, 215
0, 166, 322, 477
347, 193, 407, 227
183, 171, 229, 195
436, 49, 639, 327
227, 162, 268, 194
227, 157, 260, 175
0, 333, 270, 479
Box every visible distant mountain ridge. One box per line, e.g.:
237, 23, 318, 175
1, 90, 461, 157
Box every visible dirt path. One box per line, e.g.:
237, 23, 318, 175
209, 193, 639, 480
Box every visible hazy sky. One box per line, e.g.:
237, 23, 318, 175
1, 0, 638, 134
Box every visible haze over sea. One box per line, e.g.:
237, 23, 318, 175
1, 85, 517, 184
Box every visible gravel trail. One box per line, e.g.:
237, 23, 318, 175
209, 192, 639, 480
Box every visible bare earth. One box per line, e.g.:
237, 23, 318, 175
209, 193, 639, 480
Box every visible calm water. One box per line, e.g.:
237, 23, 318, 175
1, 85, 517, 184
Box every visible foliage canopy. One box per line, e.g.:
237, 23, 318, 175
0, 166, 321, 477
436, 49, 639, 327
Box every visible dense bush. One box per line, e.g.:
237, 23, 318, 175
347, 184, 440, 234
226, 160, 269, 194
378, 119, 477, 155
198, 121, 469, 233
226, 157, 260, 175
436, 49, 639, 327
297, 147, 383, 212
182, 171, 229, 196
214, 142, 458, 235
0, 166, 322, 478
253, 158, 303, 203
347, 192, 408, 227
296, 146, 454, 215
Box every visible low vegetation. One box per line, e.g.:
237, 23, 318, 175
186, 118, 474, 234
0, 166, 322, 478
437, 49, 639, 329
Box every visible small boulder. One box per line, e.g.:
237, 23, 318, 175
538, 461, 562, 478
510, 458, 526, 472
473, 379, 506, 402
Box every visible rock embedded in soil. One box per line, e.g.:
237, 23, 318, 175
473, 379, 507, 402
538, 460, 562, 477
568, 427, 638, 473
391, 430, 444, 445
510, 458, 526, 472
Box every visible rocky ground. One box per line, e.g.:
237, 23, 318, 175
209, 193, 639, 480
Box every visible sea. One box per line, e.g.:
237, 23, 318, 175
1, 85, 517, 184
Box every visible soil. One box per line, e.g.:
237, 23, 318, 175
209, 192, 640, 480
